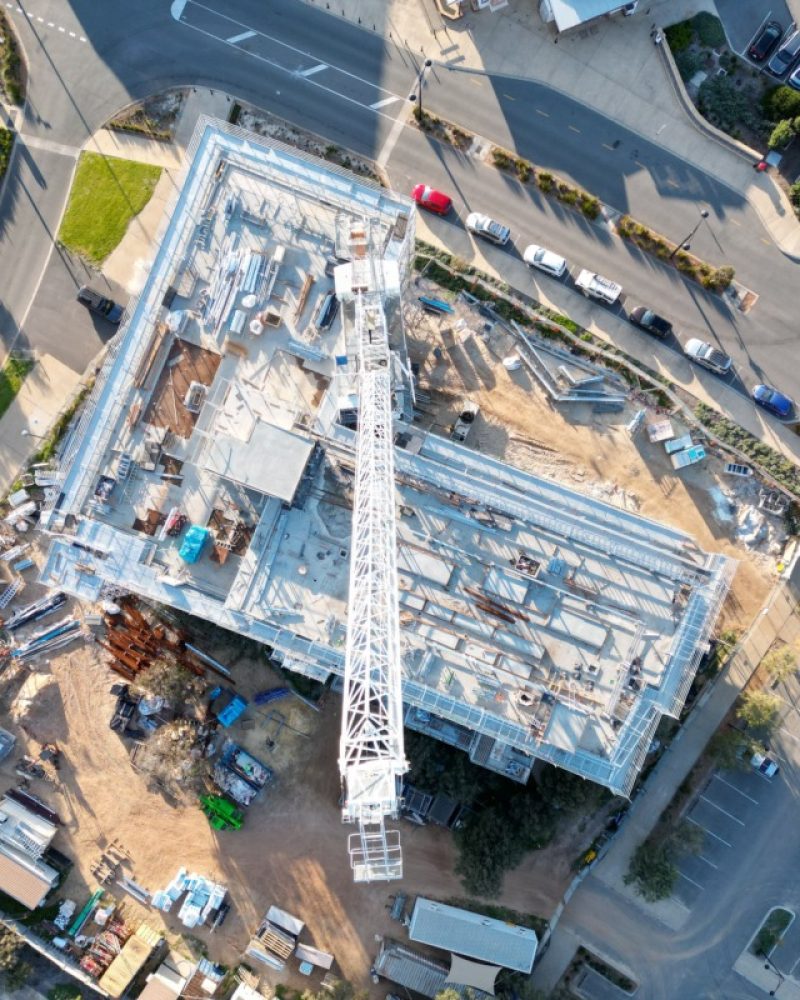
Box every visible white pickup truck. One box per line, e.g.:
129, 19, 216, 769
575, 269, 622, 305
451, 401, 479, 443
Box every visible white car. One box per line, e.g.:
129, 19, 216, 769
523, 244, 568, 278
575, 269, 622, 305
751, 751, 779, 778
683, 338, 733, 376
466, 212, 511, 246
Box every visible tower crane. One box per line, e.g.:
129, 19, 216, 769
336, 220, 408, 883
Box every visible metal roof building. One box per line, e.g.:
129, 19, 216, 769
409, 898, 538, 973
374, 940, 490, 999
40, 119, 733, 797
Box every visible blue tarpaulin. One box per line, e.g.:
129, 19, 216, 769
179, 525, 209, 563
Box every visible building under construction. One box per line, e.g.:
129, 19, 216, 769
41, 120, 734, 796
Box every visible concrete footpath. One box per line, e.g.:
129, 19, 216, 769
301, 0, 800, 257
531, 555, 800, 993
0, 355, 82, 494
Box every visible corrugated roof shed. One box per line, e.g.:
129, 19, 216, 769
374, 941, 488, 1000
0, 844, 58, 909
408, 898, 538, 973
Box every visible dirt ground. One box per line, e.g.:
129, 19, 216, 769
404, 285, 777, 630
0, 627, 585, 995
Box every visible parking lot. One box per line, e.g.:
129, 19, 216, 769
715, 0, 795, 59
674, 765, 780, 910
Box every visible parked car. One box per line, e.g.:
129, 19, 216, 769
788, 61, 800, 90
752, 383, 794, 418
751, 750, 779, 778
411, 184, 452, 216
629, 306, 672, 339
748, 20, 783, 62
523, 244, 567, 278
465, 212, 511, 245
683, 338, 732, 376
77, 286, 124, 324
575, 269, 622, 305
768, 28, 800, 77
451, 400, 479, 443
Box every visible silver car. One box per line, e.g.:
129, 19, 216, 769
683, 337, 732, 376
466, 212, 511, 246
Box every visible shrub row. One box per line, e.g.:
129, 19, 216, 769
106, 120, 172, 142
490, 148, 602, 219
695, 402, 800, 496
0, 126, 12, 182
0, 12, 23, 105
617, 215, 734, 291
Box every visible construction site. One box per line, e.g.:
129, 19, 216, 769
0, 115, 788, 997
38, 120, 736, 802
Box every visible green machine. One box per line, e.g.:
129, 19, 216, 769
200, 794, 244, 831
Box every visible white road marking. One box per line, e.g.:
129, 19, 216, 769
712, 773, 758, 804
175, 1, 404, 128
677, 870, 704, 890
699, 794, 745, 824
696, 854, 719, 869
686, 815, 732, 847
299, 63, 328, 78
226, 29, 257, 44
376, 101, 412, 169
370, 96, 400, 110
536, 109, 549, 117
20, 134, 79, 157
58, 26, 65, 32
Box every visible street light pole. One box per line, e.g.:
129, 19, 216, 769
668, 208, 710, 261
409, 59, 433, 121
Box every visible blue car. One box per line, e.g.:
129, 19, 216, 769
753, 384, 794, 419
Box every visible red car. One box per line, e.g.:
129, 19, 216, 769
412, 184, 452, 215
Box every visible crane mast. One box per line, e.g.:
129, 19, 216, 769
337, 222, 407, 882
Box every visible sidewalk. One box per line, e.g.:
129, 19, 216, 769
301, 0, 800, 256
0, 355, 82, 494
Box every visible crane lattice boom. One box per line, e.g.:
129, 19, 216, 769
338, 225, 407, 883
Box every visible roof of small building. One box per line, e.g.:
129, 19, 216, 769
0, 844, 58, 909
409, 898, 538, 973
374, 941, 484, 1000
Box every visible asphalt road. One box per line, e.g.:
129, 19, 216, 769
0, 0, 798, 410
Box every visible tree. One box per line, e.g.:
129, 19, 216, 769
624, 841, 678, 902
737, 690, 781, 738
0, 927, 21, 971
135, 656, 205, 711
763, 85, 800, 122
537, 765, 607, 813
4, 960, 32, 990
667, 820, 704, 856
48, 986, 83, 1000
768, 119, 796, 150
708, 729, 750, 771
762, 642, 798, 684
436, 990, 466, 1000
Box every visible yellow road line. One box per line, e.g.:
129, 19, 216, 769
568, 125, 581, 133
503, 93, 515, 101
536, 108, 549, 117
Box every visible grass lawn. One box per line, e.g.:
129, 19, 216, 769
0, 356, 34, 419
58, 152, 162, 264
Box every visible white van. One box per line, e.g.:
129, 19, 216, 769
575, 269, 622, 305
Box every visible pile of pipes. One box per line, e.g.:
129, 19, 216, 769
3, 591, 66, 631
12, 617, 85, 662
